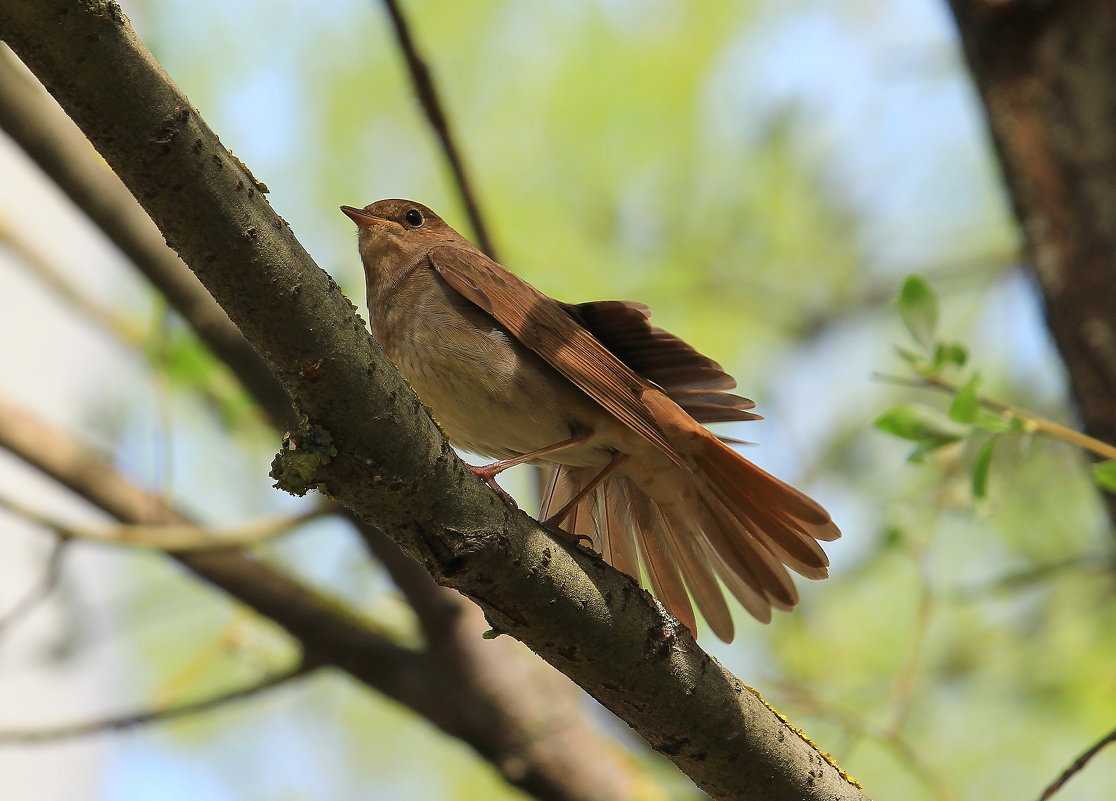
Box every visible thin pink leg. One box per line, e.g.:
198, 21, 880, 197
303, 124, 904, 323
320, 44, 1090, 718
542, 453, 630, 542
470, 432, 594, 509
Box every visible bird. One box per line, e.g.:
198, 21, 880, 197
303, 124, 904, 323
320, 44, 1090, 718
341, 199, 840, 642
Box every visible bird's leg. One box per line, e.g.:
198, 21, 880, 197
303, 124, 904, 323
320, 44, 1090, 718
470, 432, 594, 509
542, 453, 630, 544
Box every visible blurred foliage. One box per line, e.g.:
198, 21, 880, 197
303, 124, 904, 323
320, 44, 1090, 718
3, 0, 1115, 800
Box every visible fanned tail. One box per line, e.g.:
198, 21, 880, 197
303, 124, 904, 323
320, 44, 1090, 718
540, 435, 839, 643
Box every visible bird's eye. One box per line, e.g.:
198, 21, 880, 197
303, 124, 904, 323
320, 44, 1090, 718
405, 209, 424, 227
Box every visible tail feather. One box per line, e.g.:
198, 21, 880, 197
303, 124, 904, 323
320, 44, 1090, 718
627, 487, 697, 635
536, 434, 839, 642
639, 482, 734, 641
694, 489, 799, 611
698, 436, 838, 536
601, 480, 640, 582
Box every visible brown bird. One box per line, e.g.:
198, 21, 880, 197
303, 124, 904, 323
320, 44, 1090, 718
342, 199, 839, 642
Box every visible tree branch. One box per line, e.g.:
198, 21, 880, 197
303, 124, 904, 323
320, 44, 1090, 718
0, 47, 295, 432
0, 494, 331, 551
377, 0, 497, 259
0, 661, 314, 744
1036, 725, 1116, 801
0, 4, 863, 799
946, 0, 1116, 526
0, 534, 68, 642
0, 41, 650, 801
873, 372, 1116, 461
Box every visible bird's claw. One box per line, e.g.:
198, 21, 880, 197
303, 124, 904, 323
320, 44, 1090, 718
469, 464, 519, 511
539, 515, 595, 550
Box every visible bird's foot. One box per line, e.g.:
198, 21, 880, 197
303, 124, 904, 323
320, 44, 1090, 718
538, 514, 595, 549
469, 463, 519, 510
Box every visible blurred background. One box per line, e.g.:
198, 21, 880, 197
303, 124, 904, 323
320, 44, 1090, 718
1, 0, 1113, 799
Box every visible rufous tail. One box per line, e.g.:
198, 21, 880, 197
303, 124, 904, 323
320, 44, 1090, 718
541, 435, 840, 643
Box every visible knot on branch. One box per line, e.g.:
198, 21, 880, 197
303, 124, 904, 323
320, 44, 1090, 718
270, 418, 337, 497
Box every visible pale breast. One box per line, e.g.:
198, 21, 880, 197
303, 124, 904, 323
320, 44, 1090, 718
371, 268, 612, 466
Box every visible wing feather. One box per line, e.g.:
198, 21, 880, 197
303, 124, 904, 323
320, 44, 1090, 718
428, 246, 686, 468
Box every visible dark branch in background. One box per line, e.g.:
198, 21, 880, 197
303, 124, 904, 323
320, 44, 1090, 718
0, 393, 426, 697
1037, 725, 1116, 801
0, 401, 641, 801
946, 0, 1116, 527
0, 49, 295, 432
377, 0, 498, 259
0, 5, 862, 799
0, 534, 68, 642
0, 34, 646, 801
0, 661, 313, 744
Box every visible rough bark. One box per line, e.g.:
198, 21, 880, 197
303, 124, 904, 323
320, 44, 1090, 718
0, 42, 645, 801
0, 49, 295, 431
0, 3, 865, 799
947, 0, 1116, 525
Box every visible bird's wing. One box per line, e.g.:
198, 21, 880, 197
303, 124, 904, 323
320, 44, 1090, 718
563, 300, 763, 425
427, 245, 686, 468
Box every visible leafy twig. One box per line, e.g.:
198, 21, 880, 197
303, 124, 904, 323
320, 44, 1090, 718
874, 372, 1116, 462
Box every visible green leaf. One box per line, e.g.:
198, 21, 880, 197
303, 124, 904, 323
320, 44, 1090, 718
875, 403, 967, 443
907, 438, 960, 463
894, 344, 926, 367
1093, 460, 1116, 492
880, 526, 903, 550
897, 275, 939, 350
973, 411, 1015, 434
949, 373, 981, 424
941, 342, 968, 367
972, 438, 996, 499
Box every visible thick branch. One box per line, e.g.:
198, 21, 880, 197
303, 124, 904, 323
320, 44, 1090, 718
0, 4, 863, 799
0, 41, 648, 801
0, 393, 428, 696
946, 0, 1116, 525
0, 47, 295, 431
0, 395, 642, 801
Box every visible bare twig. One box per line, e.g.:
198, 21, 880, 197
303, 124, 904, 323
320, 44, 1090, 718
0, 535, 69, 641
1036, 726, 1116, 801
873, 372, 1116, 461
0, 495, 331, 551
376, 0, 497, 259
953, 554, 1107, 600
0, 216, 142, 345
0, 660, 314, 744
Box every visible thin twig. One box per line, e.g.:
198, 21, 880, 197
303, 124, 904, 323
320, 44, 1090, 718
0, 535, 69, 641
0, 661, 314, 744
0, 217, 142, 345
377, 0, 497, 259
952, 554, 1107, 600
1036, 726, 1116, 801
0, 494, 331, 551
873, 372, 1116, 461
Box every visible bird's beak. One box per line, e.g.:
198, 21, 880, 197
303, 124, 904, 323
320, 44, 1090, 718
340, 205, 381, 228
